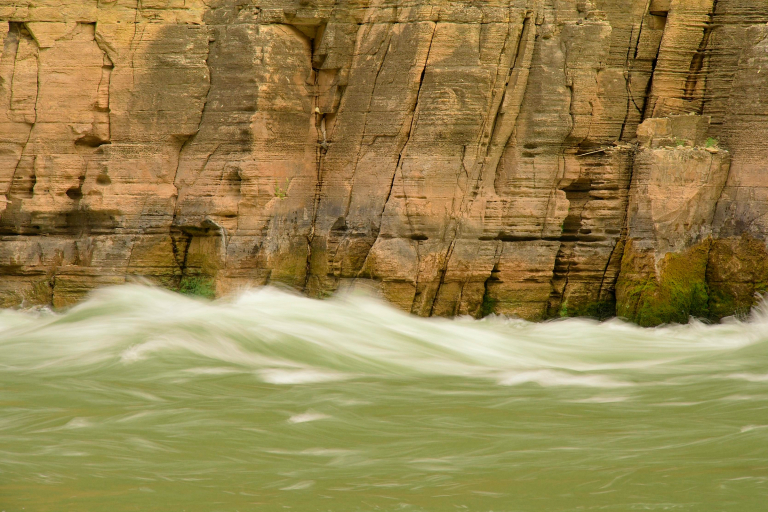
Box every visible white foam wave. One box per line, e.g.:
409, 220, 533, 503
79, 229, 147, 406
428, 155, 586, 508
1, 284, 767, 390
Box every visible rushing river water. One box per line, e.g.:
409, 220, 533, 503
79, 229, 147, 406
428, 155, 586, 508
1, 286, 767, 511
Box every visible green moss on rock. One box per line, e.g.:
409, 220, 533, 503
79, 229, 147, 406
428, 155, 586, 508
707, 235, 768, 320
559, 299, 615, 320
479, 291, 498, 318
177, 275, 216, 299
617, 240, 711, 326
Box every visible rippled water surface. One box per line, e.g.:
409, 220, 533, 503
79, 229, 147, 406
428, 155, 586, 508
1, 286, 767, 511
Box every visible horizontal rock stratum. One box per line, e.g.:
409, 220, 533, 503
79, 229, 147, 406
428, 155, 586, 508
1, 0, 767, 325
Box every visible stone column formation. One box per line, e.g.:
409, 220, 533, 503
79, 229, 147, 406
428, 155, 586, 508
1, 0, 767, 325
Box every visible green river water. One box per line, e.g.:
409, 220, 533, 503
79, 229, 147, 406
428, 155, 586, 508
1, 285, 767, 511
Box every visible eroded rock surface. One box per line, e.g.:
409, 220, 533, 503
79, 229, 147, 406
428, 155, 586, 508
1, 0, 767, 324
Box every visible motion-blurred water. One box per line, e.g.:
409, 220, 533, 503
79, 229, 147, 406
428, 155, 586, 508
1, 285, 767, 511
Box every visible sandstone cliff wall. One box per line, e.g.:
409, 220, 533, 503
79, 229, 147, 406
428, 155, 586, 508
1, 0, 767, 325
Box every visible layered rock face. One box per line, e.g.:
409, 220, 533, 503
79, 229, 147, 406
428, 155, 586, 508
1, 0, 767, 324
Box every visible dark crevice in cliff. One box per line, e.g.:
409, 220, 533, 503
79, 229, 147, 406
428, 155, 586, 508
170, 231, 193, 286
430, 16, 534, 315
640, 30, 668, 119
548, 243, 573, 317
4, 23, 38, 226
169, 30, 214, 243
83, 25, 114, 148
124, 234, 138, 273
598, 233, 623, 301
429, 239, 457, 317
683, 0, 718, 108
3, 25, 24, 200
597, 147, 638, 315
409, 24, 440, 312
487, 16, 532, 154
620, 1, 669, 139
482, 18, 526, 157
303, 24, 328, 293
547, 179, 592, 316
394, 21, 435, 198
172, 33, 214, 188
129, 6, 145, 90
408, 244, 422, 314
372, 33, 393, 91
478, 245, 503, 318
597, 182, 632, 307
340, 24, 394, 233
618, 27, 637, 141
356, 22, 436, 281
710, 148, 733, 240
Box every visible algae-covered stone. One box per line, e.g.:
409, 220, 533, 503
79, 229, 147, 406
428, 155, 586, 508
706, 235, 768, 320
616, 240, 710, 326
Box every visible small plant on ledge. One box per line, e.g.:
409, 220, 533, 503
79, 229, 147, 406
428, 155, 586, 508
274, 178, 290, 199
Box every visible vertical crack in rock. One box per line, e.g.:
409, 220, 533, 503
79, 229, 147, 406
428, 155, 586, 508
342, 26, 394, 222
547, 178, 592, 316
7, 23, 39, 206
597, 151, 635, 303
483, 15, 527, 161
603, 141, 643, 309
93, 31, 114, 145
598, 227, 624, 300
303, 24, 328, 293
1, 23, 22, 203
357, 21, 437, 278
336, 23, 396, 258
125, 232, 139, 274
486, 15, 534, 176
619, 3, 652, 140
396, 23, 436, 303
641, 4, 676, 120
129, 5, 141, 89
711, 155, 733, 240
72, 27, 114, 149
409, 239, 423, 313
621, 0, 672, 138
478, 243, 503, 318
640, 41, 662, 119
394, 21, 436, 209
170, 30, 214, 244
168, 29, 214, 279
171, 231, 194, 286
618, 26, 638, 140
698, 153, 728, 309
430, 14, 534, 315
683, 0, 718, 107
172, 33, 213, 188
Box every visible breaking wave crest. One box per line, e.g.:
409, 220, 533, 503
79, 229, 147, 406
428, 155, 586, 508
2, 284, 767, 387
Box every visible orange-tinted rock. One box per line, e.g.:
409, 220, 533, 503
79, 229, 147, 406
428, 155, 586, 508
1, 0, 767, 323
